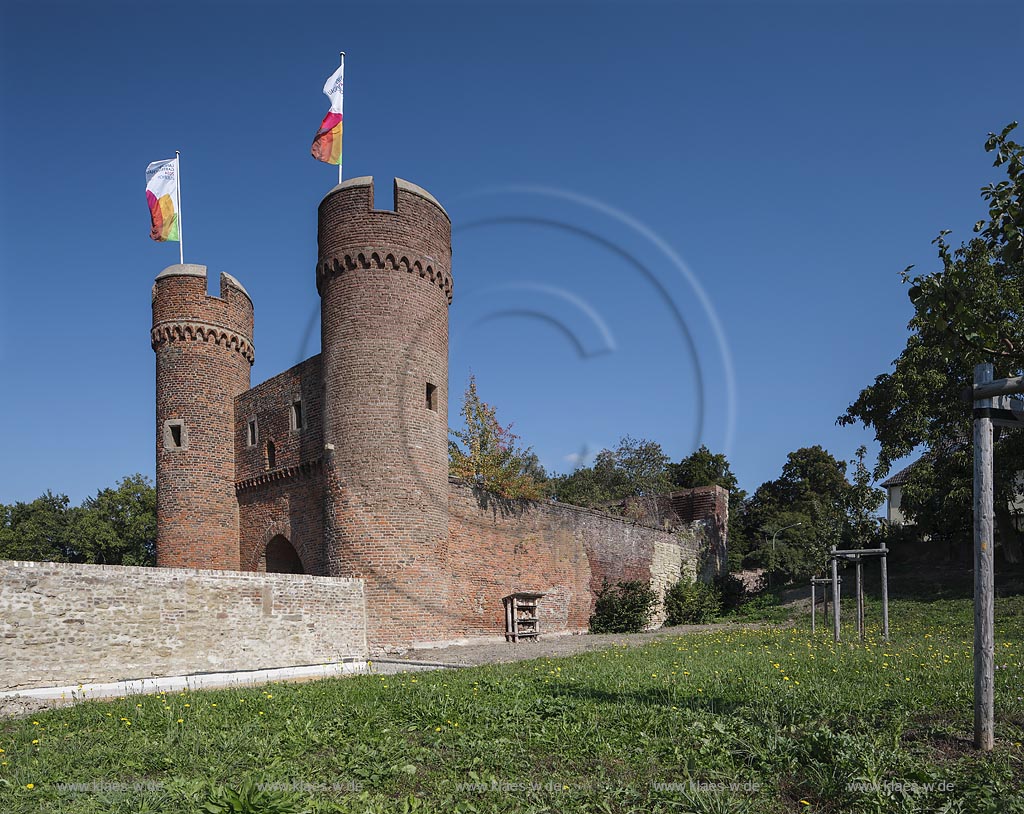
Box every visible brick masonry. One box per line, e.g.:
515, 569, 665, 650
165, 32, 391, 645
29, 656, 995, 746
447, 479, 709, 639
142, 176, 726, 656
0, 561, 367, 692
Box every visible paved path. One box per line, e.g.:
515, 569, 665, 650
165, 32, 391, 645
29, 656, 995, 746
395, 621, 768, 667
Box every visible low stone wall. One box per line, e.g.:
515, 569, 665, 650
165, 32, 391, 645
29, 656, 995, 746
0, 561, 367, 692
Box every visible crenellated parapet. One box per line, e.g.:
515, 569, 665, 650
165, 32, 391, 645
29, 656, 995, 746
152, 265, 255, 361
317, 177, 453, 305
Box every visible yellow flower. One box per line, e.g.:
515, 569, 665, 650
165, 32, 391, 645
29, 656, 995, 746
800, 801, 810, 806
177, 718, 184, 723
31, 739, 39, 745
25, 783, 34, 790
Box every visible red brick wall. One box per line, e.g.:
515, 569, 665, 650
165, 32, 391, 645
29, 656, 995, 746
235, 354, 324, 484
317, 178, 453, 648
237, 467, 327, 576
445, 480, 698, 641
152, 266, 253, 570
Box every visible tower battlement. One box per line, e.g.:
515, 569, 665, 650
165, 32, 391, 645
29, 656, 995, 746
152, 265, 255, 362
316, 177, 453, 304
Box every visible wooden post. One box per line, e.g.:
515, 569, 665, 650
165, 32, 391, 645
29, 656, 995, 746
974, 362, 995, 751
811, 580, 816, 635
880, 546, 889, 641
856, 557, 864, 641
831, 547, 841, 643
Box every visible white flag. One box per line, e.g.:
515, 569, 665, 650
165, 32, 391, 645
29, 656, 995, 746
145, 158, 179, 242
323, 63, 344, 113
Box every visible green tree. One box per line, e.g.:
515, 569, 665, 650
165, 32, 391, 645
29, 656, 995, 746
0, 492, 75, 562
839, 122, 1024, 561
844, 446, 886, 550
448, 375, 546, 500
740, 446, 880, 582
668, 445, 738, 492
71, 474, 157, 565
0, 476, 158, 565
551, 436, 673, 512
670, 445, 748, 566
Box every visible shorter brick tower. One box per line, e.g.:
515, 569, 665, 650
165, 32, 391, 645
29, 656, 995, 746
152, 265, 254, 569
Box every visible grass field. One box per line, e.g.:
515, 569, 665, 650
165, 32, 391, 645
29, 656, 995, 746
1, 580, 1022, 813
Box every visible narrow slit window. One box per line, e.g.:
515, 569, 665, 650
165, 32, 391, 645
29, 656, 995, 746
267, 440, 276, 470
247, 419, 257, 447
163, 419, 187, 450
426, 383, 437, 411
291, 399, 303, 431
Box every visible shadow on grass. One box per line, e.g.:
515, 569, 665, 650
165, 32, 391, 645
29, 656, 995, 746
542, 681, 743, 716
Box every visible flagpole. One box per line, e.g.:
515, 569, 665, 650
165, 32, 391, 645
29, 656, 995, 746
175, 150, 184, 264
338, 51, 345, 185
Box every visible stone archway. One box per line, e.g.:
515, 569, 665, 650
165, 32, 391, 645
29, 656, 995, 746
265, 534, 305, 574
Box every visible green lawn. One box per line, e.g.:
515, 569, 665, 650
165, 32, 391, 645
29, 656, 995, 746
1, 593, 1022, 814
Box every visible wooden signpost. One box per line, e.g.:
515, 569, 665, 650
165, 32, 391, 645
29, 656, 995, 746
970, 364, 1024, 751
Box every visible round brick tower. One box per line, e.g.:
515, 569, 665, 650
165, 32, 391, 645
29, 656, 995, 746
317, 177, 453, 648
152, 265, 254, 570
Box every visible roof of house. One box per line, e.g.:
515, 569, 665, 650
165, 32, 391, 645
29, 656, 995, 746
880, 460, 920, 488
879, 433, 971, 488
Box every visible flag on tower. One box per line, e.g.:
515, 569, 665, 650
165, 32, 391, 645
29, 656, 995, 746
311, 61, 344, 166
145, 158, 180, 242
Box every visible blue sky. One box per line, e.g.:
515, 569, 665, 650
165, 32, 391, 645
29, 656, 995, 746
1, 0, 1020, 505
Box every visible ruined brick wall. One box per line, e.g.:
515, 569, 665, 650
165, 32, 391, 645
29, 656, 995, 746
317, 177, 453, 649
445, 480, 700, 641
0, 561, 367, 692
152, 266, 254, 570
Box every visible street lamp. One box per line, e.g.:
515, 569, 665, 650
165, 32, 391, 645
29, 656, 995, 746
768, 521, 802, 588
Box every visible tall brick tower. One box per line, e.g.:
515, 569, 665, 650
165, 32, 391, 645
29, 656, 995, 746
152, 265, 254, 570
317, 177, 453, 647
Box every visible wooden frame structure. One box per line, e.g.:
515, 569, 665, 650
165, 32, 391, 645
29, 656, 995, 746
503, 592, 545, 643
819, 546, 889, 643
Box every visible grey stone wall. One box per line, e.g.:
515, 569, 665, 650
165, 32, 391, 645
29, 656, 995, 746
0, 561, 367, 691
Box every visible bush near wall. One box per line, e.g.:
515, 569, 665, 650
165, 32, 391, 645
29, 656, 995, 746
664, 578, 722, 625
588, 580, 658, 633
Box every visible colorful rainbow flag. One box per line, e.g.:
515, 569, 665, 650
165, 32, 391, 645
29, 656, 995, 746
311, 62, 344, 166
145, 158, 179, 242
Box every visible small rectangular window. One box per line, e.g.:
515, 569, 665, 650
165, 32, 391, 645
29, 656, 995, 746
163, 419, 187, 450
426, 383, 437, 411
247, 419, 257, 447
290, 400, 304, 431
267, 440, 276, 470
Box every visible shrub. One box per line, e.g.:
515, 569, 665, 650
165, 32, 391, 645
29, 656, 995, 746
664, 578, 721, 625
589, 579, 658, 633
714, 572, 749, 612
